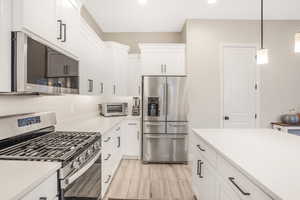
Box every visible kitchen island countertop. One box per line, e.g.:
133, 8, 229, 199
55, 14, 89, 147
193, 129, 300, 200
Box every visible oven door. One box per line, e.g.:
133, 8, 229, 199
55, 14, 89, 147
62, 152, 101, 200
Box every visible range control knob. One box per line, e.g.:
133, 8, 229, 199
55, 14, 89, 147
71, 160, 80, 170
94, 141, 100, 150
86, 149, 93, 156
78, 156, 85, 164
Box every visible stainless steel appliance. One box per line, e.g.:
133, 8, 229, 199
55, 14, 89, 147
99, 103, 128, 117
142, 76, 189, 163
132, 97, 141, 116
10, 32, 79, 95
0, 112, 101, 200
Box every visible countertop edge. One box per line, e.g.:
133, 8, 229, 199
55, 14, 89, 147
192, 129, 283, 200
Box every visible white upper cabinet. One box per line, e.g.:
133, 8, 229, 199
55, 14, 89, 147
139, 43, 186, 76
12, 0, 81, 58
127, 54, 142, 97
12, 0, 57, 43
0, 0, 12, 92
105, 42, 129, 97
56, 0, 80, 56
78, 18, 104, 96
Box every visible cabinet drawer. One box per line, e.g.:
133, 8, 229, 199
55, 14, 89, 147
191, 134, 217, 168
22, 172, 58, 200
217, 156, 272, 200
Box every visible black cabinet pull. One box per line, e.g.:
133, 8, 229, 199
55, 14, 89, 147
228, 177, 250, 196
57, 20, 62, 40
224, 116, 230, 120
39, 198, 47, 200
196, 144, 205, 152
117, 136, 121, 148
104, 175, 112, 183
198, 161, 204, 178
62, 23, 67, 42
196, 160, 200, 176
104, 154, 111, 161
104, 137, 111, 142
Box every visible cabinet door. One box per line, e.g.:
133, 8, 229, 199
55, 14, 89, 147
219, 184, 241, 200
164, 50, 186, 75
193, 152, 217, 200
56, 0, 79, 56
0, 0, 11, 92
141, 51, 164, 75
123, 120, 140, 157
19, 0, 57, 43
128, 54, 142, 96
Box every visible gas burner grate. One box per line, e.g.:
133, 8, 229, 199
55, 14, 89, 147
0, 131, 100, 162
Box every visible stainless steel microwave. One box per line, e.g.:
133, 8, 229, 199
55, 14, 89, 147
99, 103, 128, 117
11, 32, 79, 95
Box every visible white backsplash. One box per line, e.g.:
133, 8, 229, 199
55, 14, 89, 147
0, 95, 103, 126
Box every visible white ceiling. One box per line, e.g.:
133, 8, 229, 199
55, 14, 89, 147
84, 0, 300, 32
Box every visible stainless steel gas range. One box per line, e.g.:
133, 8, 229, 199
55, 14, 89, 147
0, 112, 101, 200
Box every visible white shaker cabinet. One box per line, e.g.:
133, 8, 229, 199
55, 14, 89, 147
12, 0, 57, 44
12, 0, 80, 58
127, 54, 142, 97
105, 42, 130, 97
122, 120, 141, 158
21, 172, 58, 200
191, 132, 273, 200
56, 0, 80, 56
0, 0, 11, 92
78, 18, 104, 96
139, 43, 186, 75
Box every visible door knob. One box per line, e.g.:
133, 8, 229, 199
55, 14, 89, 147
224, 116, 230, 120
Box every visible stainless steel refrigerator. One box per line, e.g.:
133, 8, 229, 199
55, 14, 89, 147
142, 76, 188, 163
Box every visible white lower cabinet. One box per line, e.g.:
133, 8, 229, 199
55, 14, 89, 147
122, 120, 141, 158
21, 172, 58, 200
192, 150, 217, 200
101, 123, 123, 198
191, 132, 273, 200
219, 183, 240, 200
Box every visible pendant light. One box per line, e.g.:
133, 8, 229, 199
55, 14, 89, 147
257, 0, 269, 64
295, 33, 300, 53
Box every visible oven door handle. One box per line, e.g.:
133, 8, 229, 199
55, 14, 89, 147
63, 151, 101, 189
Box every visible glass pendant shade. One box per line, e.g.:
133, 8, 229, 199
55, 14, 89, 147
257, 48, 269, 65
295, 33, 300, 53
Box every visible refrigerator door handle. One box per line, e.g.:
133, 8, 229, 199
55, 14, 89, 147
166, 82, 169, 116
162, 83, 166, 116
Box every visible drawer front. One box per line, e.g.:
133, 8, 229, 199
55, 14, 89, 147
191, 133, 217, 168
217, 156, 272, 200
22, 172, 58, 200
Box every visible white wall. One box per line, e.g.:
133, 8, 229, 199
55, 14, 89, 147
186, 20, 300, 128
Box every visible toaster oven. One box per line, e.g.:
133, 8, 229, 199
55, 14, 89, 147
99, 103, 128, 117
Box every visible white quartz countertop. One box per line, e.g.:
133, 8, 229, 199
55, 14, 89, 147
193, 129, 300, 200
0, 160, 61, 200
56, 115, 140, 135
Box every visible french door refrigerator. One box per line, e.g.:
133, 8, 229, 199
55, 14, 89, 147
142, 76, 188, 163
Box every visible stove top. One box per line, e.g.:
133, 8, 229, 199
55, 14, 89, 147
0, 131, 100, 162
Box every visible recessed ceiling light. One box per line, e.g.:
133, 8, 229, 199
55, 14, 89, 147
138, 0, 147, 5
207, 0, 217, 4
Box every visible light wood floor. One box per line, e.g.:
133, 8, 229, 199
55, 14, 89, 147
104, 160, 195, 200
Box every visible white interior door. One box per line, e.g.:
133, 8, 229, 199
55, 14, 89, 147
223, 45, 258, 128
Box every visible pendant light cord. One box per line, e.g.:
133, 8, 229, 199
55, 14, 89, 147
261, 0, 264, 49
